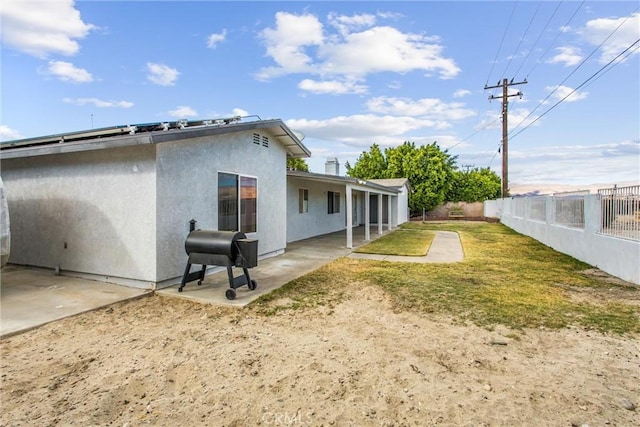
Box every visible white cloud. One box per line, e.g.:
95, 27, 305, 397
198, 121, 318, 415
284, 112, 469, 149
207, 30, 227, 49
47, 61, 93, 83
474, 112, 502, 131
509, 140, 640, 185
366, 97, 476, 121
63, 98, 133, 108
231, 108, 248, 117
507, 108, 541, 129
579, 12, 640, 63
327, 12, 376, 36
298, 79, 368, 95
387, 80, 402, 90
547, 46, 583, 67
287, 114, 436, 147
377, 11, 404, 20
257, 12, 460, 81
168, 106, 198, 118
476, 108, 539, 131
321, 26, 457, 79
286, 93, 476, 152
0, 0, 95, 58
453, 89, 472, 98
0, 125, 23, 141
257, 12, 324, 79
545, 85, 588, 103
146, 62, 180, 86
204, 108, 249, 119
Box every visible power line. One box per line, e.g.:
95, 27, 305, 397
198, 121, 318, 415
485, 1, 519, 87
488, 144, 501, 168
582, 44, 640, 89
500, 1, 542, 81
513, 1, 563, 79
448, 115, 502, 152
511, 10, 638, 135
510, 37, 640, 142
526, 0, 585, 79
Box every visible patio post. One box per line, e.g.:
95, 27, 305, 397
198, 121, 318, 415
378, 192, 383, 235
346, 185, 353, 249
365, 191, 370, 241
388, 195, 393, 230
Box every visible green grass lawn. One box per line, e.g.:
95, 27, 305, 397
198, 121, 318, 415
251, 222, 640, 335
353, 229, 435, 256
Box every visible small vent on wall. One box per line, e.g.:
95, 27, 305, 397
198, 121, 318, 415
262, 136, 269, 148
253, 133, 260, 145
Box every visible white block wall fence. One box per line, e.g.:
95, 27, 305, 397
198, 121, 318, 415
484, 194, 640, 285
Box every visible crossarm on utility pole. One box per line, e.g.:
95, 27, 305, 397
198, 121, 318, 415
484, 78, 527, 198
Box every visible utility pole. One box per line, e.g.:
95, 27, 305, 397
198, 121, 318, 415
485, 78, 527, 198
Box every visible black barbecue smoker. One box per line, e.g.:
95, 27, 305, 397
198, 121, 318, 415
179, 229, 258, 300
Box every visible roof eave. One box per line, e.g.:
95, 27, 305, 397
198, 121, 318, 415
0, 118, 311, 160
287, 170, 400, 194
0, 134, 153, 160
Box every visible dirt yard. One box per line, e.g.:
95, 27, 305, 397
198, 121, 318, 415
1, 287, 638, 426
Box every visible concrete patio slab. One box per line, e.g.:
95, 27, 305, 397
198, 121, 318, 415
156, 227, 379, 307
1, 225, 465, 336
1, 266, 149, 338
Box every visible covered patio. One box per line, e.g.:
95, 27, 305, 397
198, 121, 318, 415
287, 170, 404, 248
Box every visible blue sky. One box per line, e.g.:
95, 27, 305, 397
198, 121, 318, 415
1, 0, 639, 187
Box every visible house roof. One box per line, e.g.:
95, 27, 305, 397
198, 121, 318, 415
368, 178, 411, 191
0, 117, 311, 160
287, 170, 401, 195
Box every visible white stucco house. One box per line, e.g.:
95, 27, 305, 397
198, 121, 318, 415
0, 118, 409, 289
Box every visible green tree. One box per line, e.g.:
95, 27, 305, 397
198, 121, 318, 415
345, 144, 387, 179
347, 141, 456, 213
286, 158, 309, 172
446, 167, 501, 202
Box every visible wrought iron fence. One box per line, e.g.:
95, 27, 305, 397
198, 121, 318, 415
598, 185, 640, 241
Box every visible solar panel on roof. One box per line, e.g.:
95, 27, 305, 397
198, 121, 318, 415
0, 116, 244, 150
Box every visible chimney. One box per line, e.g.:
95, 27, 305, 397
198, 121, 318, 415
325, 157, 340, 176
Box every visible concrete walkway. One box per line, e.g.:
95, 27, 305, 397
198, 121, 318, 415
348, 231, 464, 263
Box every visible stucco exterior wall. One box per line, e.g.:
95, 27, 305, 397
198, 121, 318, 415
397, 185, 409, 224
155, 130, 288, 283
286, 177, 347, 243
0, 145, 157, 285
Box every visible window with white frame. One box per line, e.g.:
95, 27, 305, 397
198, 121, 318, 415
299, 188, 308, 213
218, 172, 257, 232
